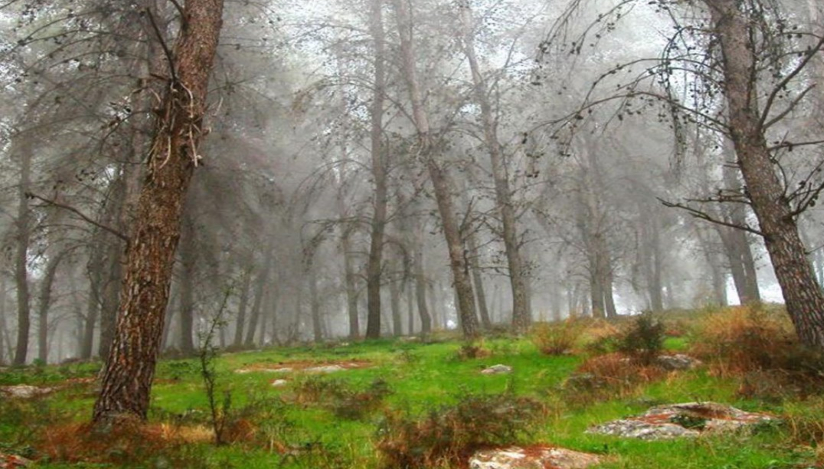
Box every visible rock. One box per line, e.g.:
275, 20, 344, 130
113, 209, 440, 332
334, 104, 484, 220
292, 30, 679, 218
234, 367, 292, 374
588, 402, 777, 440
0, 385, 54, 399
271, 379, 289, 387
305, 365, 345, 373
0, 452, 32, 468
469, 446, 601, 469
399, 336, 420, 343
656, 354, 702, 371
481, 364, 512, 375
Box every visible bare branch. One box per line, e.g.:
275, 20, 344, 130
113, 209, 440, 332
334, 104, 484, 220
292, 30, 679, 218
26, 192, 130, 243
659, 197, 764, 237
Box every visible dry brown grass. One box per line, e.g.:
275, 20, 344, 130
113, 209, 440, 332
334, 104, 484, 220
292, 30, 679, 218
531, 319, 585, 355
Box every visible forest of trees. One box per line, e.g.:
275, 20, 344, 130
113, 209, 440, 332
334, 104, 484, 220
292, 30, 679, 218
0, 0, 823, 419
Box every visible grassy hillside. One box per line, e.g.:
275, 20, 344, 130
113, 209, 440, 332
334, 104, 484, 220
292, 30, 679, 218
1, 306, 822, 468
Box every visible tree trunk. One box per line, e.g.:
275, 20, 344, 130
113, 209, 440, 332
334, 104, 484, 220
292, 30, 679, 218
389, 268, 403, 337
413, 239, 432, 335
93, 0, 225, 422
245, 245, 274, 347
309, 265, 323, 343
37, 251, 66, 363
233, 267, 252, 348
365, 0, 389, 340
13, 145, 32, 366
708, 0, 824, 348
720, 154, 761, 304
0, 276, 7, 365
459, 1, 529, 333
467, 233, 492, 329
342, 231, 360, 340
393, 0, 478, 338
178, 218, 196, 355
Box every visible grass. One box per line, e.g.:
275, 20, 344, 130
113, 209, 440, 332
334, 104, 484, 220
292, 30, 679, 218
1, 309, 822, 468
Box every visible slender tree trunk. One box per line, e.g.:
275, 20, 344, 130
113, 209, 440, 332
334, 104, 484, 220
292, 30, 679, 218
13, 146, 32, 366
178, 218, 196, 355
309, 265, 323, 343
467, 234, 492, 329
389, 268, 403, 337
233, 267, 252, 347
406, 276, 415, 335
37, 251, 66, 363
93, 0, 225, 422
459, 1, 529, 333
721, 154, 761, 303
0, 276, 7, 365
708, 0, 824, 348
393, 0, 478, 339
342, 231, 360, 339
413, 240, 432, 335
245, 247, 274, 347
365, 0, 389, 340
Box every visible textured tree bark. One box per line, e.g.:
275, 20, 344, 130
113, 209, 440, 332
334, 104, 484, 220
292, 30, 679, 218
707, 0, 824, 349
93, 0, 224, 422
80, 246, 102, 360
459, 1, 530, 333
13, 145, 32, 366
393, 0, 479, 338
365, 0, 389, 340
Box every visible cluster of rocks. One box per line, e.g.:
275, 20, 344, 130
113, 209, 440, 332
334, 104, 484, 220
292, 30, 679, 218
0, 385, 55, 399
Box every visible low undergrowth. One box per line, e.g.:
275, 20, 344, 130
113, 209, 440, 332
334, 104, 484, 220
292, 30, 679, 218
2, 306, 823, 468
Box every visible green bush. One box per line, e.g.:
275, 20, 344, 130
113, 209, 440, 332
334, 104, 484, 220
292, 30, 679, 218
617, 313, 665, 365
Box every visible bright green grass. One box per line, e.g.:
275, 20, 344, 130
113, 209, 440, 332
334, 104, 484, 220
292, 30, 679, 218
0, 333, 818, 468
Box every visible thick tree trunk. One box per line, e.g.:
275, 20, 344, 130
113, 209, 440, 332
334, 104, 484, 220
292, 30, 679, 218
459, 2, 529, 333
93, 0, 224, 422
13, 146, 32, 366
393, 0, 479, 338
708, 0, 824, 348
365, 0, 389, 340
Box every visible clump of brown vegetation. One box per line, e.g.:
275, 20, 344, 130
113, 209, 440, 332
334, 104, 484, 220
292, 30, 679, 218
289, 376, 392, 420
562, 353, 668, 405
531, 319, 584, 355
454, 341, 493, 360
690, 306, 824, 400
37, 420, 207, 467
376, 393, 543, 469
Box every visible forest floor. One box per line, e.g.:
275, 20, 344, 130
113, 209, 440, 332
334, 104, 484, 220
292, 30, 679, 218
1, 305, 823, 468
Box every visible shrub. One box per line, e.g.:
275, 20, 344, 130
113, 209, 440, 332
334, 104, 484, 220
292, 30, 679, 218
453, 341, 493, 361
691, 306, 824, 399
531, 319, 583, 355
330, 379, 393, 420
376, 393, 543, 468
562, 353, 666, 405
617, 313, 665, 365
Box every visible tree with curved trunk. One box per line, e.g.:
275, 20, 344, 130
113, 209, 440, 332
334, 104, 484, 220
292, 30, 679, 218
458, 0, 530, 333
392, 0, 479, 339
93, 0, 225, 422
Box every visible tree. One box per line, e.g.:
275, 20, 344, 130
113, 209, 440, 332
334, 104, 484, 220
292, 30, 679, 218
392, 0, 479, 339
93, 0, 225, 422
